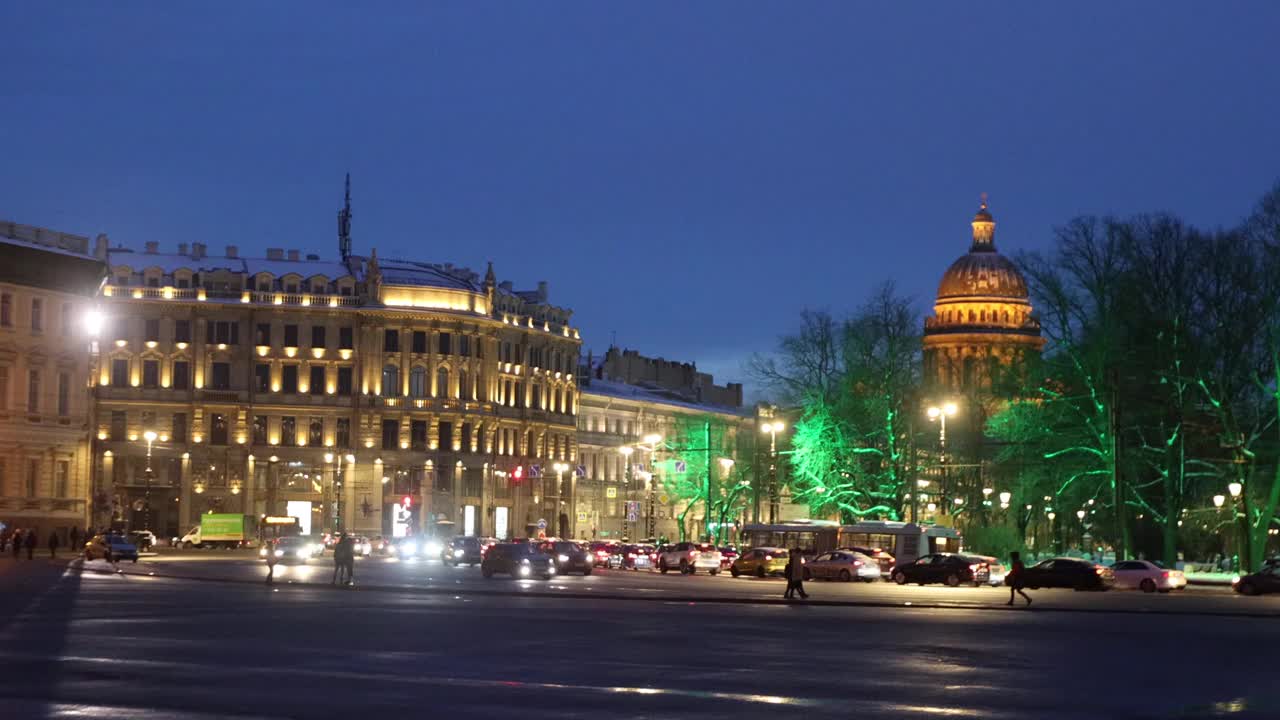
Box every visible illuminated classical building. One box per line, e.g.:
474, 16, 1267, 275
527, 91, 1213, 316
0, 221, 106, 539
92, 188, 580, 540
922, 199, 1044, 395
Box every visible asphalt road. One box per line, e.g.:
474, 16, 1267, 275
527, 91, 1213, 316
2, 555, 1278, 719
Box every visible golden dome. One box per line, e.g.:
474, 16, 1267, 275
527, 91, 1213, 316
936, 197, 1028, 301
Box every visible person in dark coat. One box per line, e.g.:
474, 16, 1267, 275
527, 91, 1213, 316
48, 531, 60, 559
24, 530, 37, 559
8, 529, 20, 558
340, 535, 356, 586
264, 539, 278, 584
1006, 551, 1032, 606
332, 533, 351, 585
69, 526, 81, 552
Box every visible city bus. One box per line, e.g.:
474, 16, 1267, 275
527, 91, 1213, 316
739, 520, 962, 568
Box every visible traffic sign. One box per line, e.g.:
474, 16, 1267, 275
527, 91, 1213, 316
529, 464, 542, 478
576, 511, 587, 523
536, 518, 547, 530
606, 487, 617, 499
674, 461, 687, 473
575, 465, 586, 477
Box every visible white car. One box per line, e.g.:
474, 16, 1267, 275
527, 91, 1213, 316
657, 542, 722, 575
1109, 559, 1186, 593
805, 550, 881, 582
975, 555, 1007, 587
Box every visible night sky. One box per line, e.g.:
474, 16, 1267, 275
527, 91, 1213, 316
4, 4, 1279, 397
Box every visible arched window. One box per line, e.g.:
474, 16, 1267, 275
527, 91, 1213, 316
382, 365, 399, 397
968, 310, 976, 323
1002, 310, 1010, 323
436, 367, 450, 398
409, 366, 426, 397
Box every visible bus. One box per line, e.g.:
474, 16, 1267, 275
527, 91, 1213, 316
739, 520, 962, 568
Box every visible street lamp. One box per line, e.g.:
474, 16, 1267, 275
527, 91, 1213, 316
926, 402, 958, 515
619, 446, 635, 540
552, 461, 569, 537
999, 491, 1011, 504
142, 430, 157, 532
1213, 494, 1226, 508
760, 420, 785, 523
1227, 482, 1247, 571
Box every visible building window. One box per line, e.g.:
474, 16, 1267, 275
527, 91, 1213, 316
384, 329, 399, 353
252, 415, 267, 445
206, 320, 239, 345
337, 367, 353, 395
439, 421, 453, 451
438, 333, 451, 355
411, 420, 427, 451
459, 335, 470, 357
459, 370, 470, 400
55, 460, 69, 498
436, 368, 449, 398
339, 327, 353, 350
175, 320, 191, 343
176, 276, 190, 289
255, 323, 271, 346
281, 365, 298, 394
381, 419, 398, 450
281, 416, 296, 445
309, 417, 323, 446
145, 318, 160, 343
460, 422, 472, 451
210, 414, 228, 445
57, 372, 70, 415
336, 418, 350, 448
0, 366, 7, 410
286, 282, 298, 294
25, 459, 39, 497
27, 369, 39, 412
143, 360, 159, 389
410, 366, 426, 398
61, 303, 73, 337
311, 326, 326, 349
111, 358, 128, 387
172, 361, 189, 390
255, 364, 271, 392
30, 298, 43, 332
110, 410, 126, 441
284, 324, 298, 347
309, 366, 325, 395
0, 293, 10, 327
412, 331, 427, 354
173, 413, 187, 443
382, 365, 398, 397
210, 362, 231, 390
532, 384, 542, 410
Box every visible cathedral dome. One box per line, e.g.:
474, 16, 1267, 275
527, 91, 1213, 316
935, 198, 1029, 301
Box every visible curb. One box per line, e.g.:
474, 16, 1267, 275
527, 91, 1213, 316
67, 561, 1280, 620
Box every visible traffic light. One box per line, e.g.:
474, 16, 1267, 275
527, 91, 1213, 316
513, 465, 524, 483
402, 495, 412, 509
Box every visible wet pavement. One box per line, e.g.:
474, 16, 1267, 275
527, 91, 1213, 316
1, 556, 1278, 718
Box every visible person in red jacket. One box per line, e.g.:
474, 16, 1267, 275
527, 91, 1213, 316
1006, 551, 1032, 606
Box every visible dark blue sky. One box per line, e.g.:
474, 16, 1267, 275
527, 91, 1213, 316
5, 4, 1279, 395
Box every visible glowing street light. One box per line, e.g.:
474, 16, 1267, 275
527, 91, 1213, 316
760, 418, 786, 523
999, 491, 1012, 504
1227, 482, 1243, 498
1213, 494, 1226, 508
1076, 510, 1086, 521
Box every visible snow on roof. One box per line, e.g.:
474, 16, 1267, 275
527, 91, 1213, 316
1, 234, 99, 262
582, 377, 750, 417
244, 258, 353, 280
107, 251, 245, 274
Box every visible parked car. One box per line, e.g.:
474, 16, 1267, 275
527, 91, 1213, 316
730, 547, 789, 578
658, 542, 723, 575
443, 536, 487, 566
805, 550, 881, 582
84, 533, 139, 563
540, 540, 592, 575
608, 544, 654, 570
1232, 564, 1280, 596
718, 546, 740, 570
972, 555, 1007, 587
481, 542, 556, 580
1109, 559, 1186, 593
891, 553, 991, 587
1020, 557, 1115, 591
839, 546, 896, 578
127, 530, 157, 552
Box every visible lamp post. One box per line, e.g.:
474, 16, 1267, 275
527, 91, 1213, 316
716, 457, 735, 544
760, 420, 785, 523
619, 446, 635, 540
1227, 482, 1247, 571
638, 434, 662, 539
142, 430, 157, 532
552, 461, 568, 537
927, 402, 958, 512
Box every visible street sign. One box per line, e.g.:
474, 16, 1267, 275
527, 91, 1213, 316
674, 461, 687, 473
575, 465, 586, 477
625, 502, 639, 522
536, 518, 547, 530
606, 487, 618, 499
529, 464, 542, 478
658, 494, 669, 505
576, 511, 587, 523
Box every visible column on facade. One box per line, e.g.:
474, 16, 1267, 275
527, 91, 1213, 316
178, 452, 192, 533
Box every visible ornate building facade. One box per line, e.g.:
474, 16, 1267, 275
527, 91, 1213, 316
93, 215, 580, 540
922, 200, 1044, 396
0, 221, 106, 539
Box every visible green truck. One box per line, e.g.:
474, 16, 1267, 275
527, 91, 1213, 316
179, 514, 251, 549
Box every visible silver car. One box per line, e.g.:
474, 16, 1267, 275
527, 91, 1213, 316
805, 550, 881, 582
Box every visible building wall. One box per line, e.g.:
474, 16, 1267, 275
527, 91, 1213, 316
597, 347, 744, 409
94, 246, 580, 542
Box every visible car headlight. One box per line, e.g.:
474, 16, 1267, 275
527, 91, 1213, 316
425, 541, 443, 556
296, 550, 308, 559
548, 567, 556, 574
404, 543, 418, 555
1231, 575, 1241, 585
274, 549, 284, 557
521, 558, 530, 565
259, 547, 268, 557
557, 554, 569, 562
454, 549, 465, 557
520, 566, 531, 576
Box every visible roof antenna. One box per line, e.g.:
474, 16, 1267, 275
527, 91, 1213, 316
610, 330, 617, 348
338, 173, 353, 261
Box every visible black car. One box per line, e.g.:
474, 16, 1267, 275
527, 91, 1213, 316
1233, 564, 1280, 595
481, 543, 556, 580
540, 540, 592, 576
891, 553, 991, 587
443, 536, 485, 566
1021, 557, 1115, 591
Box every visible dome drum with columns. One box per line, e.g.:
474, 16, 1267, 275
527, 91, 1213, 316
923, 199, 1044, 393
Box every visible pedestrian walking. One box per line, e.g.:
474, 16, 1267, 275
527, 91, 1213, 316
264, 539, 278, 584
1006, 551, 1032, 606
10, 530, 22, 559
783, 548, 809, 599
340, 535, 356, 586
48, 530, 59, 559
24, 530, 37, 560
332, 533, 350, 585
69, 526, 81, 552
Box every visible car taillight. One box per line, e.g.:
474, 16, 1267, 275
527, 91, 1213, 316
628, 553, 637, 559
1095, 567, 1104, 575
854, 560, 862, 567
1161, 571, 1169, 578
969, 564, 980, 571
691, 550, 700, 557
764, 555, 772, 561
